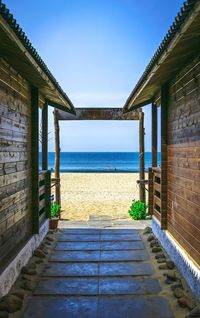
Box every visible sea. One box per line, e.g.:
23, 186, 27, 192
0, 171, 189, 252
39, 152, 160, 173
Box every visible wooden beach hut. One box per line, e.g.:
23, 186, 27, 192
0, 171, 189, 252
124, 0, 200, 299
0, 1, 75, 296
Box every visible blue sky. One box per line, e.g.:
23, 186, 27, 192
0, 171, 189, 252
4, 0, 183, 152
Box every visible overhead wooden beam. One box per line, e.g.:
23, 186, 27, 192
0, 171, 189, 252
124, 98, 154, 113
42, 100, 48, 170
58, 108, 141, 121
31, 86, 39, 234
160, 83, 169, 230
54, 109, 61, 206
139, 112, 146, 203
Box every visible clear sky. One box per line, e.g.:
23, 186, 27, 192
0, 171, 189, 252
4, 0, 183, 152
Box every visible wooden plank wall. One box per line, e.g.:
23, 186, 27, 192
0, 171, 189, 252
168, 55, 200, 266
0, 58, 32, 269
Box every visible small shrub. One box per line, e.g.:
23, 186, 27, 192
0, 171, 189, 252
128, 200, 147, 220
51, 202, 60, 218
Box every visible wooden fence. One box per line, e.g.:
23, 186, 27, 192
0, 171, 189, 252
38, 170, 51, 225
148, 167, 161, 223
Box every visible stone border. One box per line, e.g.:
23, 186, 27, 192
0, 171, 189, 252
152, 217, 200, 300
0, 220, 49, 297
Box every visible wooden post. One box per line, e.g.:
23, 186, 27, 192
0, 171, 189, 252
148, 102, 157, 215
54, 109, 61, 205
139, 112, 145, 202
160, 83, 169, 229
31, 86, 39, 234
152, 102, 157, 167
42, 100, 48, 170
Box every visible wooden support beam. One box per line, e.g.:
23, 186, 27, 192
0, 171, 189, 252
160, 83, 169, 230
58, 108, 141, 121
42, 100, 48, 170
152, 102, 157, 167
139, 112, 146, 203
54, 109, 61, 205
31, 86, 39, 234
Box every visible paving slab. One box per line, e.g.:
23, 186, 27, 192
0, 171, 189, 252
21, 225, 174, 318
100, 250, 148, 261
100, 229, 139, 234
100, 234, 141, 241
34, 277, 160, 296
43, 262, 154, 277
49, 251, 100, 262
98, 296, 174, 318
43, 263, 99, 277
99, 277, 161, 295
99, 262, 154, 276
101, 241, 144, 250
22, 296, 173, 318
34, 278, 98, 295
22, 297, 98, 318
57, 234, 100, 241
55, 241, 101, 251
59, 228, 100, 234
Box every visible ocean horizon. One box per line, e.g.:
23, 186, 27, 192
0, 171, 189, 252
39, 152, 161, 173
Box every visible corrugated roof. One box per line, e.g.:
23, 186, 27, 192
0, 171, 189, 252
124, 0, 199, 111
0, 0, 75, 113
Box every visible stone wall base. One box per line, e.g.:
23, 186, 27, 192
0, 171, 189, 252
152, 217, 200, 300
0, 219, 49, 297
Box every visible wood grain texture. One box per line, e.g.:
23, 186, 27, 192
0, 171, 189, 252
167, 55, 200, 266
0, 59, 32, 268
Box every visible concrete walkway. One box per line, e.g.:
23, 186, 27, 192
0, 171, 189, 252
22, 220, 174, 318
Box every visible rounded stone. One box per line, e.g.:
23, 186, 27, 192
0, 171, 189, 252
34, 249, 46, 258
155, 252, 166, 259
143, 227, 152, 235
46, 236, 54, 242
173, 288, 184, 299
0, 295, 23, 313
165, 271, 177, 281
178, 297, 196, 310
21, 266, 37, 275
28, 263, 37, 270
147, 234, 155, 242
22, 281, 36, 291
166, 260, 175, 269
150, 240, 159, 248
158, 264, 168, 270
152, 247, 162, 253
12, 290, 26, 300
157, 258, 166, 263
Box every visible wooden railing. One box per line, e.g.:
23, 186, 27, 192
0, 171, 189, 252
148, 167, 161, 222
38, 170, 51, 224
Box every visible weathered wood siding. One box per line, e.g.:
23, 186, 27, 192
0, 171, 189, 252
0, 58, 32, 268
168, 55, 200, 266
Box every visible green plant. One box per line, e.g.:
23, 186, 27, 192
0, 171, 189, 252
51, 202, 60, 218
128, 200, 147, 220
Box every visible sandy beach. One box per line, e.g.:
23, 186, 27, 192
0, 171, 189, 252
58, 173, 147, 221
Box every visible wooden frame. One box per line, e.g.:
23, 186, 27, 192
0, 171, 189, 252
54, 108, 146, 204
160, 83, 169, 229
42, 100, 48, 171
58, 108, 140, 121
31, 86, 39, 234
54, 109, 61, 205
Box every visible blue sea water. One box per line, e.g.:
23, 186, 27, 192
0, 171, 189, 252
39, 152, 160, 172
